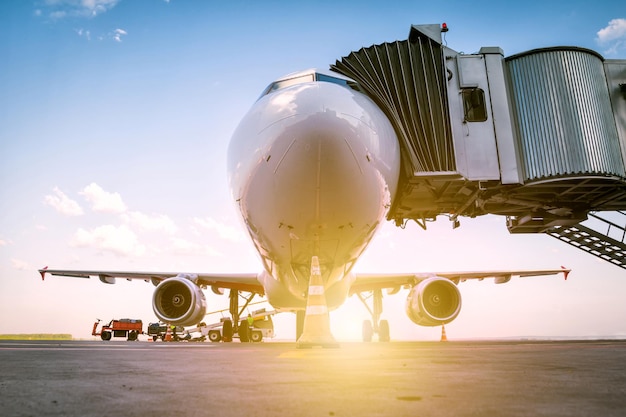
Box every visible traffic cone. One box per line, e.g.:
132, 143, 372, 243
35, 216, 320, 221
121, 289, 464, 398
296, 256, 339, 349
440, 324, 448, 342
165, 325, 172, 342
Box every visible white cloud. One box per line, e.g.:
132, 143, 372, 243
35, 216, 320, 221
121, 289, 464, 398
111, 28, 127, 42
122, 211, 178, 234
11, 259, 31, 271
80, 183, 127, 214
39, 0, 121, 19
0, 239, 9, 247
44, 187, 84, 216
76, 28, 91, 40
71, 224, 146, 257
193, 217, 246, 243
597, 18, 626, 43
596, 18, 626, 55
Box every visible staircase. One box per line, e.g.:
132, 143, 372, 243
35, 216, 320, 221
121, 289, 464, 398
546, 212, 626, 270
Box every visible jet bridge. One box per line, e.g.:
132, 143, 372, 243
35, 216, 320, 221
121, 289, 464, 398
331, 24, 626, 268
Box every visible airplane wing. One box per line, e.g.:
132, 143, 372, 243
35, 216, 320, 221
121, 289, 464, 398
349, 267, 570, 295
38, 267, 264, 295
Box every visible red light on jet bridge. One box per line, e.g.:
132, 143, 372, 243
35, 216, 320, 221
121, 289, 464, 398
441, 23, 449, 32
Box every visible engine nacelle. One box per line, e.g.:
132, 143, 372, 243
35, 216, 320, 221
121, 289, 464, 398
152, 277, 207, 326
405, 277, 462, 326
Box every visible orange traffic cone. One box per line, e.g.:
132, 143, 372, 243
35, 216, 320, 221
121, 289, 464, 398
296, 256, 339, 349
440, 324, 448, 342
164, 325, 172, 342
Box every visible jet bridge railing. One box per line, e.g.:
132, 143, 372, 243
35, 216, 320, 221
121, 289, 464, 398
546, 211, 626, 270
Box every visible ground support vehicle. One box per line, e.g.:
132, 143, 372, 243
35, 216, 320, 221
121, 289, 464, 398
147, 322, 185, 341
92, 318, 142, 341
204, 308, 276, 343
146, 307, 278, 343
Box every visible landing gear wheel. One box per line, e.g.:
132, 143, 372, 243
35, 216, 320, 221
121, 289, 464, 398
362, 320, 373, 342
101, 331, 112, 341
238, 320, 250, 342
208, 330, 222, 342
127, 330, 138, 341
222, 320, 233, 342
250, 330, 263, 343
378, 320, 390, 342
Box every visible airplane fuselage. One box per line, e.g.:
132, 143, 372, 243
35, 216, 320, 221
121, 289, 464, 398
228, 70, 400, 309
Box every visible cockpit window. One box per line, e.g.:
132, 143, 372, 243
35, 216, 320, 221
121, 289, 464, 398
316, 73, 348, 86
259, 72, 351, 98
260, 74, 314, 97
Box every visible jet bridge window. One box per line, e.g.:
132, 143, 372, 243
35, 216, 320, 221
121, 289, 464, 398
462, 88, 488, 122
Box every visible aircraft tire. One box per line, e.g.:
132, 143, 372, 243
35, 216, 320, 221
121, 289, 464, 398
362, 320, 373, 342
238, 320, 250, 342
222, 320, 233, 342
378, 320, 390, 342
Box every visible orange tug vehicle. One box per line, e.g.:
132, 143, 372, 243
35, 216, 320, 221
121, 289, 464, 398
92, 318, 143, 341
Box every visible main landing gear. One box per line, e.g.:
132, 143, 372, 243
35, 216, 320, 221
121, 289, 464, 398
356, 289, 390, 342
226, 289, 257, 342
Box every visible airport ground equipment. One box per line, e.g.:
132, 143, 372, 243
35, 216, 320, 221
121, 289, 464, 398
92, 318, 142, 341
203, 308, 276, 343
146, 322, 184, 341
331, 23, 626, 268
211, 289, 278, 342
145, 307, 276, 343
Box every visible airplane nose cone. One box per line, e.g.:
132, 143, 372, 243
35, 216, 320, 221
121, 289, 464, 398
227, 77, 400, 294
246, 107, 393, 290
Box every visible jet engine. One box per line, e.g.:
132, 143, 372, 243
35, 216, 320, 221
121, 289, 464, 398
405, 277, 462, 326
152, 277, 207, 326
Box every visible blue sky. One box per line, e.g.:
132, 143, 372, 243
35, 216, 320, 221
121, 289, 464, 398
1, 0, 625, 340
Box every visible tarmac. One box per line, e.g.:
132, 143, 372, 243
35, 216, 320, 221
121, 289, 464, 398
1, 339, 625, 417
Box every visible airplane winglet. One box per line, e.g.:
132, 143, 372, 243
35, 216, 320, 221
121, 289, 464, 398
39, 266, 48, 281
561, 266, 570, 281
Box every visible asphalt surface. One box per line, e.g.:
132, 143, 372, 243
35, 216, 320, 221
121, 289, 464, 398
1, 339, 625, 417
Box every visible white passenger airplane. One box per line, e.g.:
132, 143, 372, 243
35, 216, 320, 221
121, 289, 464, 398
39, 69, 569, 345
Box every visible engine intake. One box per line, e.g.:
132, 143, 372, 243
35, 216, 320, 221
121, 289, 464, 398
405, 277, 462, 326
152, 277, 206, 326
